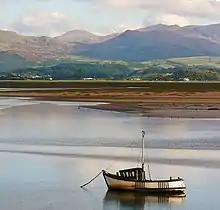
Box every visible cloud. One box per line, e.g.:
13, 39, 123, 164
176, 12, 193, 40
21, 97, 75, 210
103, 0, 220, 20
82, 0, 220, 29
2, 0, 220, 36
102, 23, 143, 34
67, 0, 220, 31
11, 12, 78, 37
159, 14, 189, 26
144, 14, 189, 27
38, 0, 220, 20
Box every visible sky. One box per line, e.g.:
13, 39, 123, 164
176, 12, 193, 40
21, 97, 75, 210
1, 0, 220, 37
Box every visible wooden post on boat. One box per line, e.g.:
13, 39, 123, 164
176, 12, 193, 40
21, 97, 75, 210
141, 130, 145, 180
141, 130, 145, 171
141, 130, 151, 180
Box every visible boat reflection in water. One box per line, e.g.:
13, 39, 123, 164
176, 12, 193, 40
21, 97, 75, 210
103, 190, 186, 210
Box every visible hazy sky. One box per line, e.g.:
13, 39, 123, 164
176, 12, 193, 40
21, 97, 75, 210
1, 0, 220, 36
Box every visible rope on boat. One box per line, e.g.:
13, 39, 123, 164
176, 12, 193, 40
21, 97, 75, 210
80, 170, 104, 188
80, 156, 117, 188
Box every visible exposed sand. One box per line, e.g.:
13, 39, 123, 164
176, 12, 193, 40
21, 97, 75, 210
83, 102, 220, 118
1, 90, 220, 118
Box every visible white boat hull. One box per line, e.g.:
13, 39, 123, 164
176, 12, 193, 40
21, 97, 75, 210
103, 170, 186, 194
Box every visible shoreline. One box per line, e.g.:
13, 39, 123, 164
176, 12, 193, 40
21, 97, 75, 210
1, 90, 220, 119
24, 96, 220, 119
81, 102, 220, 119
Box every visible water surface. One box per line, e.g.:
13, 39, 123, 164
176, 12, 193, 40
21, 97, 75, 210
0, 97, 219, 210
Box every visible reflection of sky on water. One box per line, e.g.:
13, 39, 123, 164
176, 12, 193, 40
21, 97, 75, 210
0, 97, 220, 151
0, 97, 220, 209
103, 190, 185, 210
157, 119, 188, 140
0, 149, 218, 210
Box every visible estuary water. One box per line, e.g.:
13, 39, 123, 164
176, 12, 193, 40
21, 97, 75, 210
0, 97, 220, 210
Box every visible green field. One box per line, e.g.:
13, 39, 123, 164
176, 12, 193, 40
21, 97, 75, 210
138, 56, 220, 68
3, 55, 220, 72
3, 55, 220, 81
1, 80, 220, 92
44, 56, 220, 69
44, 55, 220, 68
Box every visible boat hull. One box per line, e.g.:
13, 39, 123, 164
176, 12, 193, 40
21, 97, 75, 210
103, 171, 186, 195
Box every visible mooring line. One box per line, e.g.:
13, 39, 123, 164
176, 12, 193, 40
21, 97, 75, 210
80, 170, 104, 188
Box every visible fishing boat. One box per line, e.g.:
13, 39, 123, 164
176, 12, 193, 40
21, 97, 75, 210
102, 131, 186, 194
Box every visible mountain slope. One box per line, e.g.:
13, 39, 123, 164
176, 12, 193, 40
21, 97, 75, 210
77, 26, 220, 61
55, 30, 117, 44
0, 30, 70, 61
0, 52, 33, 72
2, 23, 220, 68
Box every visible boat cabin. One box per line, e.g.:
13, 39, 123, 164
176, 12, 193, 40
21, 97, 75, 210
116, 167, 145, 181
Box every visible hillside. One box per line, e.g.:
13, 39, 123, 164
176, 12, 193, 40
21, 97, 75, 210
2, 23, 220, 71
0, 52, 32, 72
55, 30, 118, 44
2, 56, 220, 81
77, 24, 220, 61
0, 30, 70, 60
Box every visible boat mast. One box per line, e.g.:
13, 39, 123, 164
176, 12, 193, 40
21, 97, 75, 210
141, 130, 145, 170
141, 130, 151, 180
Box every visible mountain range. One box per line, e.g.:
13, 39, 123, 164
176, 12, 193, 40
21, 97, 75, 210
2, 23, 220, 71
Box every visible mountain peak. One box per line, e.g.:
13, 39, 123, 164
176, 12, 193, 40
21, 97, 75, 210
55, 30, 100, 43
58, 30, 94, 36
140, 24, 180, 32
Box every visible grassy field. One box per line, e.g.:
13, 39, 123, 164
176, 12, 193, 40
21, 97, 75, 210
0, 80, 220, 92
50, 56, 220, 69
3, 54, 220, 73
169, 56, 220, 67
137, 56, 220, 69
0, 80, 220, 104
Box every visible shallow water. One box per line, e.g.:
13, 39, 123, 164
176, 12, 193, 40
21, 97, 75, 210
0, 97, 220, 210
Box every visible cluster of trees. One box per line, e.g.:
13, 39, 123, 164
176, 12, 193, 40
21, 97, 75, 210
147, 68, 220, 81
1, 62, 220, 81
8, 63, 133, 80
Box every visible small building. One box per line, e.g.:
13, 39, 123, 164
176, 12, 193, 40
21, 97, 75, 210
83, 77, 94, 80
183, 78, 190, 81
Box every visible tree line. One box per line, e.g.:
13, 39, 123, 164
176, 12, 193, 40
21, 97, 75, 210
1, 62, 220, 81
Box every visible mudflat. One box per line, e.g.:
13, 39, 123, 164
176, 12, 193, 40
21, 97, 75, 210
1, 81, 220, 118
